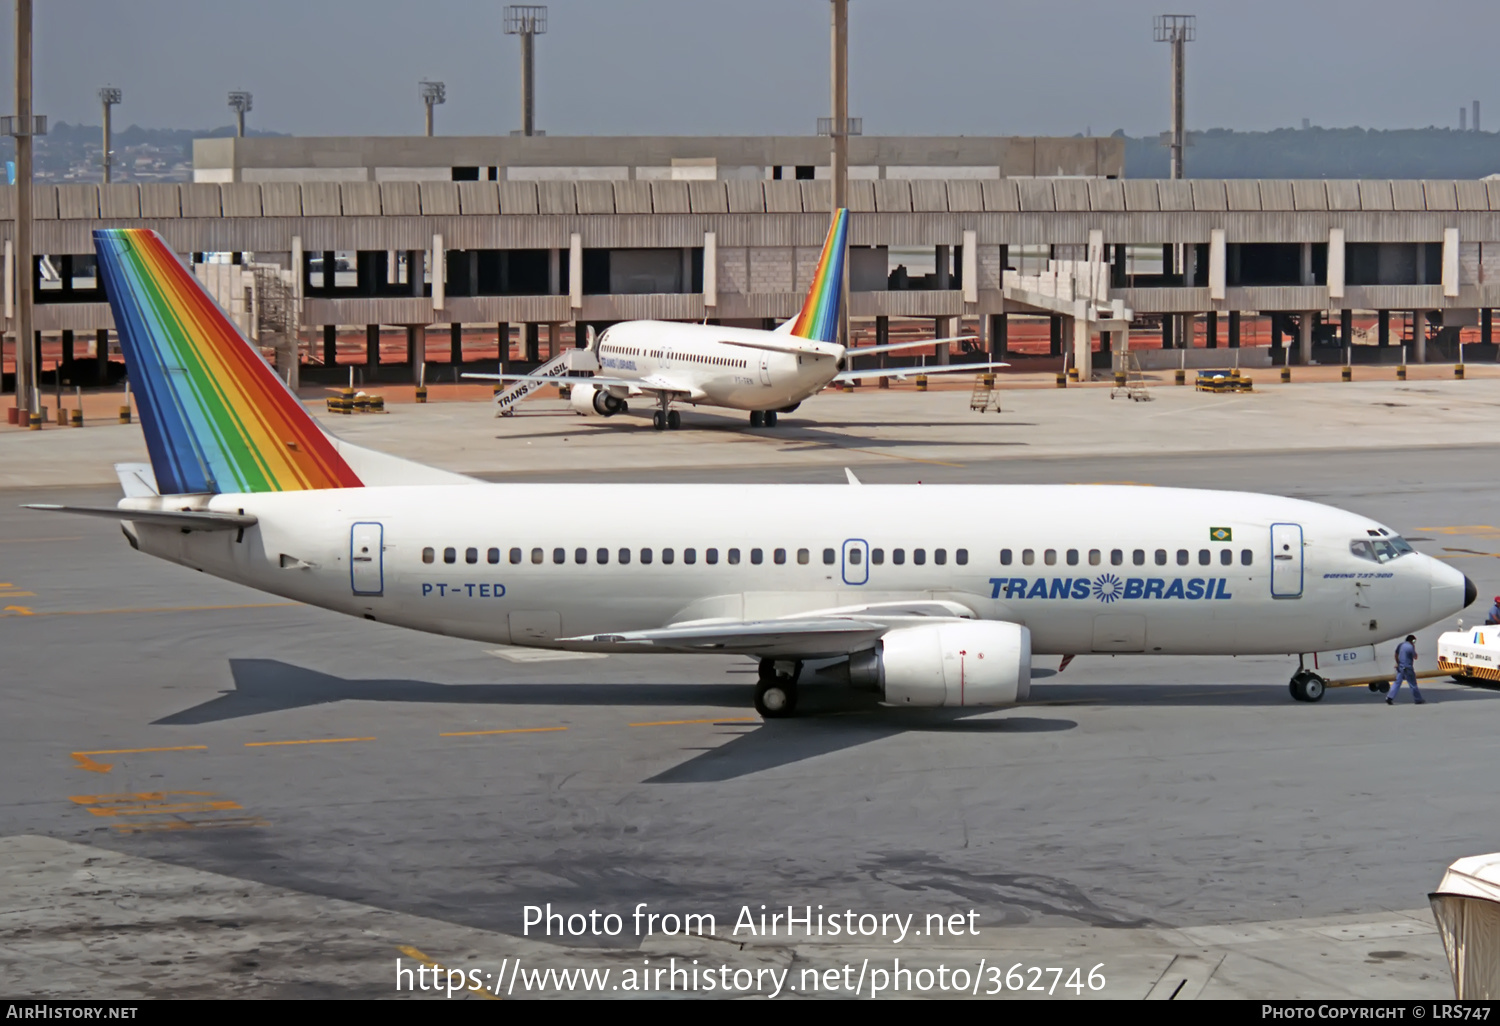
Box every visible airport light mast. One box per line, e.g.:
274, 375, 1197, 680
1153, 14, 1194, 180
99, 87, 121, 184
5, 0, 45, 420
228, 91, 252, 138
503, 5, 547, 136
817, 0, 858, 347
420, 80, 446, 137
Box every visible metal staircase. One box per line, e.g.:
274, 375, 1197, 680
494, 349, 586, 417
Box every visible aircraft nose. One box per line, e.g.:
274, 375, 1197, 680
1466, 575, 1478, 608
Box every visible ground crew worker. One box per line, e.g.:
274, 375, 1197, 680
1387, 634, 1425, 705
1485, 597, 1500, 626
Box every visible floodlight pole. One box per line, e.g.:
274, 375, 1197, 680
99, 86, 121, 183
504, 6, 548, 136
1153, 14, 1195, 180
9, 0, 39, 416
420, 80, 446, 137
228, 91, 252, 138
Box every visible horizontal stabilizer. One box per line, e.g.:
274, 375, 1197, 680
845, 335, 980, 358
833, 361, 1009, 382
23, 504, 257, 531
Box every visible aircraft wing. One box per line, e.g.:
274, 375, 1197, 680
844, 335, 980, 358
718, 338, 843, 358
462, 372, 639, 389
557, 599, 980, 658
832, 361, 1009, 383
23, 504, 258, 531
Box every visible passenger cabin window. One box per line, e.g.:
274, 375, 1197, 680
1176, 549, 1189, 566
531, 547, 543, 565
1089, 549, 1101, 566
1022, 549, 1035, 566
797, 548, 810, 565
872, 548, 885, 565
488, 547, 501, 565
641, 548, 654, 564
774, 548, 787, 565
893, 548, 906, 565
707, 548, 720, 565
1219, 549, 1232, 566
1133, 549, 1145, 566
1111, 549, 1123, 566
1198, 549, 1210, 566
1155, 549, 1167, 566
727, 548, 740, 565
663, 548, 676, 565
751, 548, 763, 565
956, 549, 968, 566
934, 549, 946, 566
444, 547, 457, 564
914, 549, 927, 566
1000, 549, 1012, 565
553, 548, 566, 564
466, 547, 479, 564
597, 548, 609, 565
1066, 549, 1079, 566
848, 548, 862, 565
1044, 549, 1057, 566
823, 548, 836, 565
684, 548, 697, 565
422, 547, 435, 564
575, 547, 587, 565
619, 548, 631, 564
510, 547, 522, 564
1240, 549, 1253, 566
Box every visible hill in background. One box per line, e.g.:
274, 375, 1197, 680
1120, 126, 1500, 179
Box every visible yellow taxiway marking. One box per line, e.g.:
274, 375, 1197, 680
1420, 525, 1500, 536
2, 605, 33, 616
842, 447, 964, 468
17, 601, 299, 619
439, 726, 568, 737
629, 717, 760, 727
70, 745, 207, 774
244, 736, 375, 748
396, 945, 500, 1001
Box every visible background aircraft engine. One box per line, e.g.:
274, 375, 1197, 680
570, 383, 626, 417
846, 622, 1031, 707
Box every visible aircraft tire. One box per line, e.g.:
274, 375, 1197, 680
754, 678, 798, 718
1289, 673, 1308, 701
667, 410, 681, 430
1301, 675, 1326, 702
764, 411, 778, 427
749, 410, 764, 428
652, 411, 666, 431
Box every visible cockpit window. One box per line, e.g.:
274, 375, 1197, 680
1352, 535, 1415, 563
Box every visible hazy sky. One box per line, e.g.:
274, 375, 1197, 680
4, 1, 1497, 137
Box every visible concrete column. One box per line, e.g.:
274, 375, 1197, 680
496, 322, 510, 370
1270, 314, 1283, 353
1228, 310, 1241, 349
935, 246, 951, 290
1340, 309, 1353, 351
406, 325, 422, 383
1483, 309, 1493, 347
934, 316, 952, 365
96, 328, 109, 380
525, 323, 540, 362
1182, 312, 1195, 349
1378, 310, 1390, 346
546, 322, 558, 360
322, 251, 335, 292
1072, 316, 1091, 378
991, 313, 1007, 359
1205, 310, 1218, 349
1161, 313, 1174, 350
365, 324, 379, 369
450, 323, 462, 365
875, 315, 889, 367
1413, 310, 1427, 363
322, 325, 336, 368
1049, 314, 1063, 356
548, 249, 561, 295
408, 251, 423, 297
60, 329, 74, 370
1298, 312, 1313, 366
1299, 243, 1313, 286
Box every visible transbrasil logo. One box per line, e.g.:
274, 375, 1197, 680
1091, 573, 1124, 603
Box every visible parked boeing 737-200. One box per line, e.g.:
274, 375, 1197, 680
472, 208, 1002, 429
25, 228, 1477, 717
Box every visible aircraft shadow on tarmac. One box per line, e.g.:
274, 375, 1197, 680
153, 659, 1078, 782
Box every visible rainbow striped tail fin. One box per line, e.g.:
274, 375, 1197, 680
781, 208, 848, 343
94, 229, 361, 496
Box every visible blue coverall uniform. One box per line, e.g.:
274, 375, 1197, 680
1390, 639, 1423, 703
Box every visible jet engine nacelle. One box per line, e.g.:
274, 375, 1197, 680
847, 621, 1031, 707
570, 383, 627, 417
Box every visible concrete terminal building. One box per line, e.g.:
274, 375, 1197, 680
4, 134, 1499, 388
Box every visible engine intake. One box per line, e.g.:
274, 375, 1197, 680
848, 621, 1031, 707
570, 383, 626, 417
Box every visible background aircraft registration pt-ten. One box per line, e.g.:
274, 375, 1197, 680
472, 208, 1004, 430
24, 225, 1476, 717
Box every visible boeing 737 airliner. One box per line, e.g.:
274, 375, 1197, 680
26, 228, 1476, 717
477, 209, 1002, 430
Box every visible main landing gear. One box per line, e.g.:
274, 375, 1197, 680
652, 395, 682, 431
748, 410, 779, 428
754, 658, 803, 718
1288, 670, 1326, 702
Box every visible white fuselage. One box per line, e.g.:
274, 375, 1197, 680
127, 484, 1467, 659
591, 321, 841, 411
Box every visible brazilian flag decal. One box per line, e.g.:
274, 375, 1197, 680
1210, 527, 1233, 542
